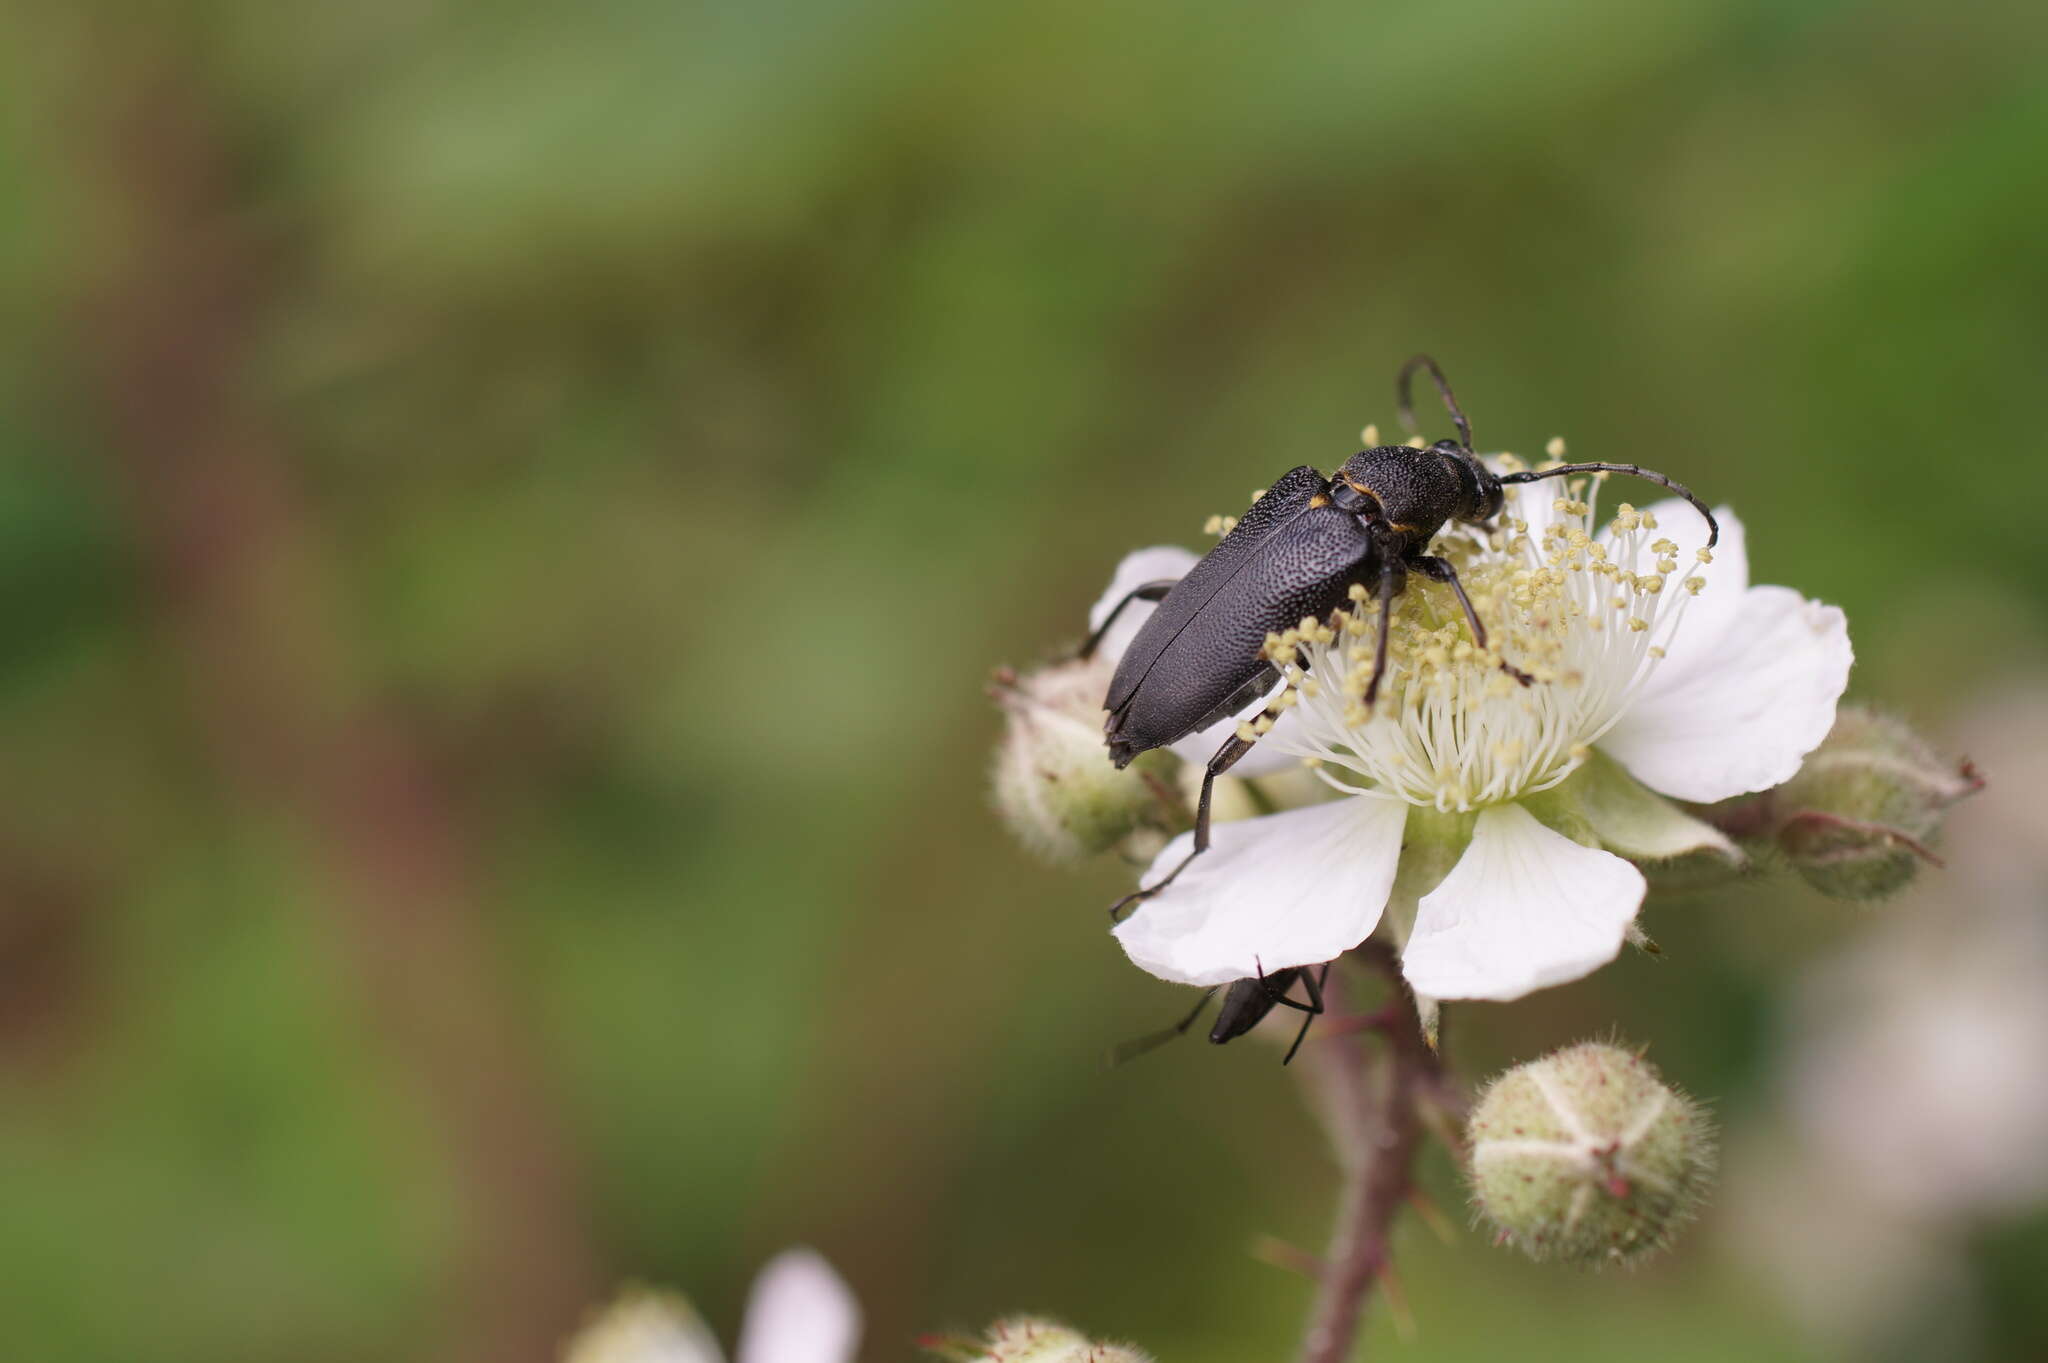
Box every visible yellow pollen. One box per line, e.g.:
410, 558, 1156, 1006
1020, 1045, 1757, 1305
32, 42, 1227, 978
1545, 436, 1567, 459
1361, 424, 1380, 446
1683, 576, 1705, 595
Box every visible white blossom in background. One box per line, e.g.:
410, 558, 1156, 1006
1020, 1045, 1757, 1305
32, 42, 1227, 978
1095, 456, 1854, 1003
1725, 685, 2048, 1353
1782, 682, 2048, 1222
564, 1249, 859, 1363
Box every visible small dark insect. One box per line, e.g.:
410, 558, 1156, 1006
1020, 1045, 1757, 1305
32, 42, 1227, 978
1112, 962, 1331, 1067
1085, 355, 1718, 921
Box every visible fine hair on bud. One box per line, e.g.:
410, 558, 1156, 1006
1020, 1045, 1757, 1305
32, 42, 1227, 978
990, 659, 1175, 863
1466, 1040, 1715, 1266
924, 1316, 1153, 1363
1771, 706, 1984, 900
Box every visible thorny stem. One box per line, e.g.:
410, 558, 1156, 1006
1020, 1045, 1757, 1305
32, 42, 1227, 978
1295, 943, 1440, 1363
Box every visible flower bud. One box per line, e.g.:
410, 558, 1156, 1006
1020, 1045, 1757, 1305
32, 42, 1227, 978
990, 660, 1175, 862
1467, 1041, 1714, 1265
1771, 707, 1983, 900
922, 1317, 1152, 1363
562, 1288, 715, 1363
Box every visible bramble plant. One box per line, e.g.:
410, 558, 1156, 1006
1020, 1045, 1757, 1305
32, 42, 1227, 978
982, 387, 1980, 1360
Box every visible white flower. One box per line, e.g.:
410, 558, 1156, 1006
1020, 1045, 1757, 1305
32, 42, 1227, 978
564, 1249, 859, 1363
1096, 465, 1853, 1002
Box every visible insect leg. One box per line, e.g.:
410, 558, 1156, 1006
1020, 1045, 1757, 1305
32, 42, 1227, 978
1411, 555, 1533, 687
1362, 557, 1403, 709
1109, 986, 1221, 1066
1280, 962, 1331, 1066
1078, 579, 1178, 660
1108, 729, 1255, 922
1498, 462, 1719, 548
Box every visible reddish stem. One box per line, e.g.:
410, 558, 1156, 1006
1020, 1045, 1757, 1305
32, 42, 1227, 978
1295, 945, 1438, 1363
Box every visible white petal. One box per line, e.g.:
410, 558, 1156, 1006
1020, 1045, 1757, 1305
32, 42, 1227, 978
1089, 545, 1200, 665
1402, 803, 1646, 1002
734, 1250, 861, 1363
1114, 797, 1408, 986
1604, 586, 1852, 803
1601, 500, 1748, 695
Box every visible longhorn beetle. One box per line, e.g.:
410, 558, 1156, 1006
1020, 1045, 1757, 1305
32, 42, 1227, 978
1085, 355, 1719, 921
1112, 962, 1331, 1067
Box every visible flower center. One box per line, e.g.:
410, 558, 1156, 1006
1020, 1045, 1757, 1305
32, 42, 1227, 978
1256, 459, 1714, 811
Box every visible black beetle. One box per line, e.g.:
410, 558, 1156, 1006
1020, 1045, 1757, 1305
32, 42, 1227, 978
1085, 356, 1719, 919
1113, 962, 1330, 1067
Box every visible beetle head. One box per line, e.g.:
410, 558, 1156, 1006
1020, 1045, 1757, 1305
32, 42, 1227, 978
1439, 440, 1504, 523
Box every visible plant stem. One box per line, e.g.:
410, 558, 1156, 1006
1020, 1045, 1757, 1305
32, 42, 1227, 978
1296, 945, 1436, 1363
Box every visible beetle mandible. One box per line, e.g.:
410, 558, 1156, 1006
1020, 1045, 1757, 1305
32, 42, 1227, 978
1083, 355, 1719, 921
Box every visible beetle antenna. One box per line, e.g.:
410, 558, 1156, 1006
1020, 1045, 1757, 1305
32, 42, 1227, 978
1395, 354, 1473, 451
1498, 461, 1720, 549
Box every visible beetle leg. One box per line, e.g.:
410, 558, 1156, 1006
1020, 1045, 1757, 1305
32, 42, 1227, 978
1362, 559, 1403, 709
1108, 730, 1255, 922
1108, 986, 1221, 1066
1077, 579, 1177, 660
1412, 555, 1533, 687
1279, 963, 1331, 1066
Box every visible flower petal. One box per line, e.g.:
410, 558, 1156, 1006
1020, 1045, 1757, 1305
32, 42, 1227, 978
1600, 500, 1748, 696
1089, 545, 1201, 665
1603, 586, 1852, 803
1402, 802, 1646, 1002
1114, 797, 1408, 986
734, 1249, 861, 1363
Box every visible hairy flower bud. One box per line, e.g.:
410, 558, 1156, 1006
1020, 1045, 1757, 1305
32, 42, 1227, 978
922, 1316, 1152, 1363
1467, 1041, 1714, 1265
1770, 707, 1983, 900
990, 660, 1175, 862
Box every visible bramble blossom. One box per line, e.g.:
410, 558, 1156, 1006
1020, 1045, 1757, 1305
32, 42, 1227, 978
1095, 457, 1853, 1004
564, 1249, 859, 1363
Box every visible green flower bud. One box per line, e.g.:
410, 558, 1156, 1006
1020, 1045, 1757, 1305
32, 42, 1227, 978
1771, 707, 1983, 900
990, 660, 1175, 863
922, 1316, 1152, 1363
561, 1288, 715, 1363
1467, 1042, 1714, 1265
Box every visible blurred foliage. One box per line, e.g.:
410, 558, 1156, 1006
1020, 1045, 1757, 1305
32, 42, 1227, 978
1, 1, 2045, 1361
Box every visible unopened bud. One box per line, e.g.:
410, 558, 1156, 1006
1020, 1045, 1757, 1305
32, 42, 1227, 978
1467, 1041, 1714, 1265
1772, 707, 1983, 900
561, 1288, 714, 1363
990, 660, 1174, 862
922, 1316, 1152, 1363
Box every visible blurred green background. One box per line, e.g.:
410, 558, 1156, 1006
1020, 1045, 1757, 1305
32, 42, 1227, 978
3, 1, 2046, 1360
